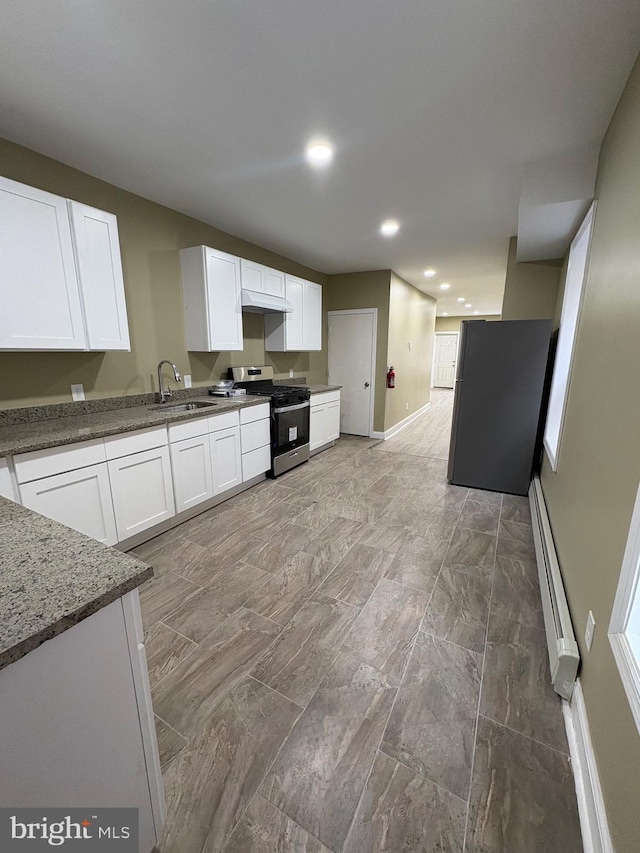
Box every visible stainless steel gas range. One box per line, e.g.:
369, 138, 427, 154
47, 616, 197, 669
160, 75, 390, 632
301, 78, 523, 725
230, 366, 311, 477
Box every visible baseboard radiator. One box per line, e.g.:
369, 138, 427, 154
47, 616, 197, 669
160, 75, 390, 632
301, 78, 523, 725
529, 475, 580, 701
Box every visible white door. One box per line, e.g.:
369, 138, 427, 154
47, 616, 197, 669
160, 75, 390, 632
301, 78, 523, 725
108, 447, 175, 541
0, 176, 87, 350
170, 434, 214, 513
205, 248, 243, 351
433, 333, 459, 388
310, 405, 325, 452
20, 463, 117, 546
328, 310, 376, 436
324, 401, 341, 443
210, 426, 242, 494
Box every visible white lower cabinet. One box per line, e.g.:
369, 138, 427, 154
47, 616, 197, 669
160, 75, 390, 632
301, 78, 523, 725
240, 403, 271, 482
310, 391, 341, 452
20, 463, 118, 546
0, 457, 15, 500
108, 446, 175, 541
242, 444, 271, 481
210, 426, 242, 495
170, 434, 214, 512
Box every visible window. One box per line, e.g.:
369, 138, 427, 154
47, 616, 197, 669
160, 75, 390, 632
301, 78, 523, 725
609, 481, 640, 736
543, 203, 595, 471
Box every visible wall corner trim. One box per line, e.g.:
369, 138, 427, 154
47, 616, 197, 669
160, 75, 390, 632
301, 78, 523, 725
562, 679, 614, 853
376, 401, 431, 441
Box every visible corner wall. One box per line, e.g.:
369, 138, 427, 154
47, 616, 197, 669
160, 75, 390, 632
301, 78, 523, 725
501, 236, 562, 320
540, 53, 640, 853
435, 314, 499, 333
0, 137, 328, 408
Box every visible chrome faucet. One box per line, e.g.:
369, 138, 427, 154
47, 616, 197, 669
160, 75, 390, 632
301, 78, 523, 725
157, 360, 182, 403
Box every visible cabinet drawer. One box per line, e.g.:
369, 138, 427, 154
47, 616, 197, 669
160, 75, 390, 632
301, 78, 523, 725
311, 390, 340, 407
104, 425, 167, 460
167, 415, 210, 443
240, 402, 270, 425
241, 444, 271, 482
241, 418, 270, 454
14, 438, 107, 484
207, 409, 240, 433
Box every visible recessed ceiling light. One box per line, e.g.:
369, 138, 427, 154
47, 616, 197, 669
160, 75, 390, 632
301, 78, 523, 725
473, 310, 479, 315
465, 303, 472, 308
305, 141, 334, 166
423, 268, 436, 278
439, 283, 451, 291
442, 312, 449, 316
380, 219, 400, 237
457, 297, 466, 303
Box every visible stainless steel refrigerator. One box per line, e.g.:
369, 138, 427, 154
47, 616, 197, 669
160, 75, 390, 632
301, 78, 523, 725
447, 319, 553, 496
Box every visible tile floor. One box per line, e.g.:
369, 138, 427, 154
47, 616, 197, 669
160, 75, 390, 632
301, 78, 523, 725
135, 389, 583, 853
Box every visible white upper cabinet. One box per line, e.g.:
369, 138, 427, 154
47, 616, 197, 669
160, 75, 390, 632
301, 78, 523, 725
0, 176, 131, 352
264, 275, 322, 352
0, 175, 87, 350
68, 200, 130, 351
240, 259, 285, 298
180, 246, 243, 351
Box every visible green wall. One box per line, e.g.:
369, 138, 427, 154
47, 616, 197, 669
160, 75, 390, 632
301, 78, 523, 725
501, 236, 563, 320
541, 54, 640, 853
435, 314, 499, 332
0, 137, 328, 408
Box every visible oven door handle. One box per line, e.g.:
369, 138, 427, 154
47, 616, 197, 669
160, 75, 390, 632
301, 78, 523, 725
272, 401, 311, 414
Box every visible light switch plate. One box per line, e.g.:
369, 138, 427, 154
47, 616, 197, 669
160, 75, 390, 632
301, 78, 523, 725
183, 374, 192, 388
289, 369, 294, 378
585, 610, 596, 651
71, 384, 85, 402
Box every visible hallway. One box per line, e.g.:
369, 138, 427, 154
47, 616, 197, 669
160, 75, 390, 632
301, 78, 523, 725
136, 388, 582, 853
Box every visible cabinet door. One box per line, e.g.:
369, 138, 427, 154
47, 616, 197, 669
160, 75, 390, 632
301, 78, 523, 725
284, 275, 305, 350
205, 248, 243, 351
310, 405, 326, 452
0, 176, 87, 350
0, 457, 15, 501
324, 401, 341, 443
264, 266, 285, 298
304, 281, 323, 351
210, 426, 242, 495
240, 258, 265, 292
108, 447, 175, 541
170, 434, 214, 513
20, 463, 117, 546
68, 200, 130, 351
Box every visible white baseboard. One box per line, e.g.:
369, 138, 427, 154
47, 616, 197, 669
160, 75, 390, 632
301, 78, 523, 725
563, 679, 614, 853
371, 402, 431, 441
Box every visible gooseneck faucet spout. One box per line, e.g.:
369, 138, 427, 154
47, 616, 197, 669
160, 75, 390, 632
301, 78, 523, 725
157, 360, 182, 403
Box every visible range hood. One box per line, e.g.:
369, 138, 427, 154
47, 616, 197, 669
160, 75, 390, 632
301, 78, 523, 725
241, 290, 293, 313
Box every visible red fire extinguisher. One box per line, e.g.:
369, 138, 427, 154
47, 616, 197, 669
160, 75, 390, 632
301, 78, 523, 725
387, 366, 396, 389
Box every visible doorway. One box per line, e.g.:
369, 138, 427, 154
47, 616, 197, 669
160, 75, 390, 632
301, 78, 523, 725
327, 309, 377, 436
432, 332, 459, 388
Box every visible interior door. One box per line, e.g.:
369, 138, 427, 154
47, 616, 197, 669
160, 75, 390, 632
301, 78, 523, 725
433, 333, 459, 387
328, 310, 375, 436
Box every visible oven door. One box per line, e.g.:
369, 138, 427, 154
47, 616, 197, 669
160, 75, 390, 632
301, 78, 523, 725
272, 401, 310, 455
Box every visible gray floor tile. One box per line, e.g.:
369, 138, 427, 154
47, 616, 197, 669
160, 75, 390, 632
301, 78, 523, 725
251, 592, 359, 706
304, 516, 372, 564
466, 488, 502, 507
160, 677, 300, 853
145, 621, 198, 688
343, 578, 429, 681
443, 526, 497, 570
491, 554, 545, 629
224, 795, 331, 852
384, 531, 449, 593
154, 716, 186, 769
457, 499, 501, 535
138, 571, 201, 630
317, 543, 395, 607
382, 632, 481, 800
151, 607, 281, 737
259, 651, 397, 851
421, 566, 491, 653
466, 716, 582, 853
343, 751, 466, 853
496, 518, 536, 562
481, 613, 569, 752
501, 493, 532, 524
245, 522, 314, 572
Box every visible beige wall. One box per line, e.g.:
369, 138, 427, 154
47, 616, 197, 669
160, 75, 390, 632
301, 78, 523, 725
435, 314, 499, 332
501, 236, 562, 320
541, 54, 640, 853
385, 273, 436, 431
324, 270, 391, 433
0, 138, 328, 408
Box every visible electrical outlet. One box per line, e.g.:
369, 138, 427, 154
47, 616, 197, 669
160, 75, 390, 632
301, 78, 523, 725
405, 402, 409, 411
71, 384, 85, 402
585, 611, 596, 651
289, 369, 294, 378
183, 374, 192, 388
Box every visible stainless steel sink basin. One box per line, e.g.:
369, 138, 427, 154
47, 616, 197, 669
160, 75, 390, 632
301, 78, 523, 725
151, 401, 218, 413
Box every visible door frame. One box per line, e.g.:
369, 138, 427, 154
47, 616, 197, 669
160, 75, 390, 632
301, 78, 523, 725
431, 331, 460, 388
327, 308, 378, 438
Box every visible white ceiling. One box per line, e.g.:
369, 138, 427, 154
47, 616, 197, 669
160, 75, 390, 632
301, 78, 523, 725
1, 1, 639, 316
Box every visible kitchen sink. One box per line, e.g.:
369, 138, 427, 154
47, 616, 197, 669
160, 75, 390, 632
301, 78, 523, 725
151, 401, 218, 413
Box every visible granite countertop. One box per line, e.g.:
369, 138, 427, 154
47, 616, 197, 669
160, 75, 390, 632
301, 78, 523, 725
0, 496, 152, 671
307, 384, 342, 394
0, 394, 267, 458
